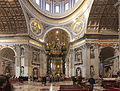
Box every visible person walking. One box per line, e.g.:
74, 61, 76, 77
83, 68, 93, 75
88, 77, 95, 91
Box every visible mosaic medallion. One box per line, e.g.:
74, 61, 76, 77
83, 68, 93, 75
30, 19, 42, 35
72, 19, 85, 36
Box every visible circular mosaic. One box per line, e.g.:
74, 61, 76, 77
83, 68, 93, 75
72, 19, 85, 36
30, 19, 42, 35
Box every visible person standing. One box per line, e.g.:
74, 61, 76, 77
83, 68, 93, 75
0, 75, 14, 91
88, 77, 95, 91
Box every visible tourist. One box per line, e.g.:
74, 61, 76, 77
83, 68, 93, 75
49, 75, 52, 83
88, 77, 95, 91
0, 75, 7, 91
72, 76, 77, 85
42, 76, 46, 85
0, 75, 14, 91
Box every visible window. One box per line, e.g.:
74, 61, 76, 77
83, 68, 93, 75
65, 3, 69, 11
46, 3, 50, 11
75, 0, 78, 3
56, 6, 59, 13
35, 0, 39, 5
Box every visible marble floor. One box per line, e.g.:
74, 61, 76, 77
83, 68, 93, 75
13, 81, 104, 91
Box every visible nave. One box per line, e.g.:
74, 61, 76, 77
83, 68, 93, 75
14, 81, 104, 91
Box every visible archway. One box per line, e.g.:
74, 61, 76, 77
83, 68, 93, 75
99, 47, 115, 77
44, 28, 70, 76
0, 47, 15, 77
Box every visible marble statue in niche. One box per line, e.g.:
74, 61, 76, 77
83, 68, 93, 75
33, 68, 38, 78
21, 66, 24, 76
76, 67, 82, 76
21, 47, 24, 56
90, 46, 95, 58
90, 65, 95, 77
75, 51, 82, 63
105, 66, 111, 78
5, 64, 11, 74
33, 52, 38, 62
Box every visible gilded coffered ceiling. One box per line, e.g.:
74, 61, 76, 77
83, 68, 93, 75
87, 0, 118, 34
0, 0, 27, 34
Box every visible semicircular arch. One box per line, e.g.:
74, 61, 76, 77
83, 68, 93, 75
43, 27, 72, 42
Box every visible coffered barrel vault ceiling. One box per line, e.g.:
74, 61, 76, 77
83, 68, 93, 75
87, 0, 118, 34
0, 0, 27, 34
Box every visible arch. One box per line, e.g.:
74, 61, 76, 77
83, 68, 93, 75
99, 47, 115, 77
0, 47, 16, 76
100, 47, 115, 61
0, 47, 17, 57
0, 47, 16, 61
43, 27, 72, 42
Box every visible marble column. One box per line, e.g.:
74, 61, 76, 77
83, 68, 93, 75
27, 46, 33, 77
24, 45, 31, 77
0, 58, 4, 74
116, 0, 120, 70
81, 45, 87, 78
69, 49, 75, 77
93, 45, 99, 77
40, 49, 47, 76
86, 43, 99, 78
119, 0, 120, 70
15, 45, 21, 77
86, 44, 91, 78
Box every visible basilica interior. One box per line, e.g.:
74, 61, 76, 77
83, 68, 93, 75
0, 0, 120, 91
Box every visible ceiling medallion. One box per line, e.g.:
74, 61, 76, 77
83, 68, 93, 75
30, 19, 42, 36
72, 19, 85, 36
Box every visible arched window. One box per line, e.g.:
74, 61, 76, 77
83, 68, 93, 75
65, 3, 69, 11
35, 0, 39, 5
56, 6, 59, 13
46, 3, 50, 11
75, 0, 78, 3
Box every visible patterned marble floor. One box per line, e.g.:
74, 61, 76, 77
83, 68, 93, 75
13, 81, 104, 91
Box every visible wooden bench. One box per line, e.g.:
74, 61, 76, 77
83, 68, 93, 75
40, 88, 49, 91
58, 89, 90, 91
102, 80, 120, 89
